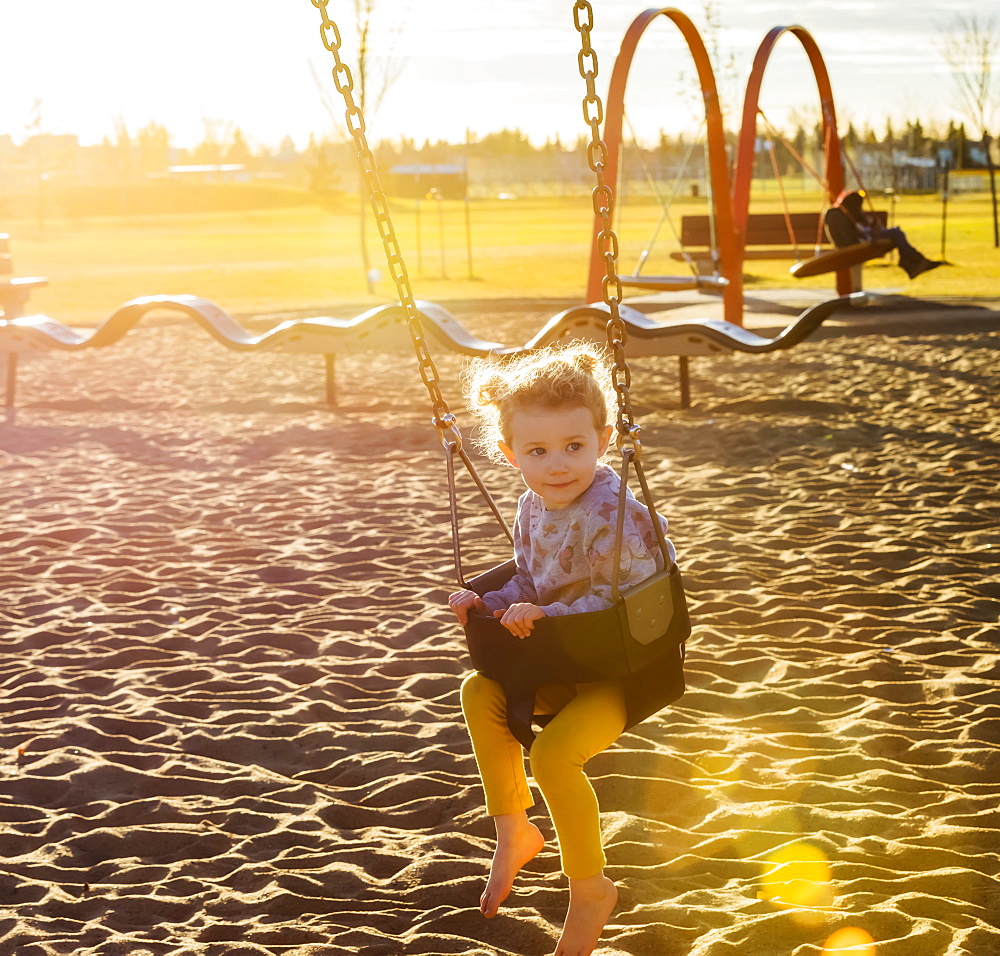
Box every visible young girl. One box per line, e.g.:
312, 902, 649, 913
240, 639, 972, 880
448, 342, 675, 956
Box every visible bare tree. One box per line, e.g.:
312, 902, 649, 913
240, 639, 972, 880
676, 2, 740, 131
698, 1, 740, 127
939, 15, 1000, 247
351, 0, 407, 120
313, 0, 409, 294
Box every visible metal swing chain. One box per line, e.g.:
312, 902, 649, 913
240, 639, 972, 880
572, 0, 637, 451
311, 0, 455, 440
573, 1, 675, 582
311, 0, 514, 583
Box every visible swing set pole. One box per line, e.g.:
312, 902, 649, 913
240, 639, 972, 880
585, 7, 741, 325
732, 26, 848, 293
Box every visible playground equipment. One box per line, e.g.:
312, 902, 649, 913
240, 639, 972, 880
508, 294, 857, 408
586, 8, 739, 314
0, 293, 504, 409
734, 27, 896, 285
0, 286, 856, 411
301, 1, 884, 746
791, 236, 894, 278
2, 7, 873, 415
592, 12, 896, 323
312, 0, 691, 750
790, 189, 897, 278
0, 234, 47, 320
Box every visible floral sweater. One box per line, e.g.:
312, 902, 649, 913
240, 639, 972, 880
481, 463, 675, 617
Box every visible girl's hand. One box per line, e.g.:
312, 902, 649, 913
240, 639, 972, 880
495, 603, 547, 639
449, 589, 485, 625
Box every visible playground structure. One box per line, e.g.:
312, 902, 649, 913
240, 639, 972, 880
588, 12, 891, 324
2, 8, 885, 411
0, 271, 858, 411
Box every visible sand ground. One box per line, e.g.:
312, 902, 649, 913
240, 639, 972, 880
1, 294, 998, 955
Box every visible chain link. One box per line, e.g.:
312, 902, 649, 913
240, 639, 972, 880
311, 0, 454, 435
572, 0, 638, 449
313, 0, 636, 448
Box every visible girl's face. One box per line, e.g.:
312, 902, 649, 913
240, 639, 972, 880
498, 404, 612, 510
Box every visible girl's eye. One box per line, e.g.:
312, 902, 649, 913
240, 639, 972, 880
567, 442, 582, 452
528, 447, 546, 456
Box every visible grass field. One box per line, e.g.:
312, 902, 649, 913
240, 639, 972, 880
5, 185, 999, 325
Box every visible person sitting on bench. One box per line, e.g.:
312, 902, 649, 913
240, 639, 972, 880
825, 190, 942, 280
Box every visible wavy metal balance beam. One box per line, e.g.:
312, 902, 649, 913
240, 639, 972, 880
0, 292, 857, 410
510, 293, 860, 407
0, 294, 506, 409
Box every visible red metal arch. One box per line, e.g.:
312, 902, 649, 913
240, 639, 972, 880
586, 7, 741, 323
731, 26, 851, 295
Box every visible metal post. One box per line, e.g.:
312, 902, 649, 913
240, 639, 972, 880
359, 171, 376, 295
5, 353, 16, 410
435, 190, 448, 278
464, 196, 474, 279
415, 198, 422, 275
324, 354, 336, 406
940, 162, 950, 260
678, 356, 690, 409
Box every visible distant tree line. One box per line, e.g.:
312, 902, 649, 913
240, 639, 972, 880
1, 115, 995, 210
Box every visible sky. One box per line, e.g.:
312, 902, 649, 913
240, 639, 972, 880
0, 1, 990, 152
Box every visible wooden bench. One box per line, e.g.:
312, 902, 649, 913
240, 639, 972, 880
1, 234, 48, 320
668, 211, 888, 269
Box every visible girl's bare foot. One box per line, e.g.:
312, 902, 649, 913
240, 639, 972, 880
553, 872, 618, 956
481, 811, 545, 918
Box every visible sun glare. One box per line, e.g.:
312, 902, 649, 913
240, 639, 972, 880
822, 926, 877, 954
758, 841, 836, 914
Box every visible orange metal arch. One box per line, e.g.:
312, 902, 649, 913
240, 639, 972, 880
731, 26, 851, 294
586, 7, 742, 324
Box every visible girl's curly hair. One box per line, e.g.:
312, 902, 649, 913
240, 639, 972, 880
465, 342, 616, 465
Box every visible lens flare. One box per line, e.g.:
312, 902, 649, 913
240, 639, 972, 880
822, 926, 876, 954
758, 841, 835, 910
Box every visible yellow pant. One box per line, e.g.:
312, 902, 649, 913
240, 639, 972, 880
461, 672, 627, 879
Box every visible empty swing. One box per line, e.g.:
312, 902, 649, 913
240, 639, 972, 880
312, 0, 691, 752
587, 6, 737, 307
620, 116, 725, 288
